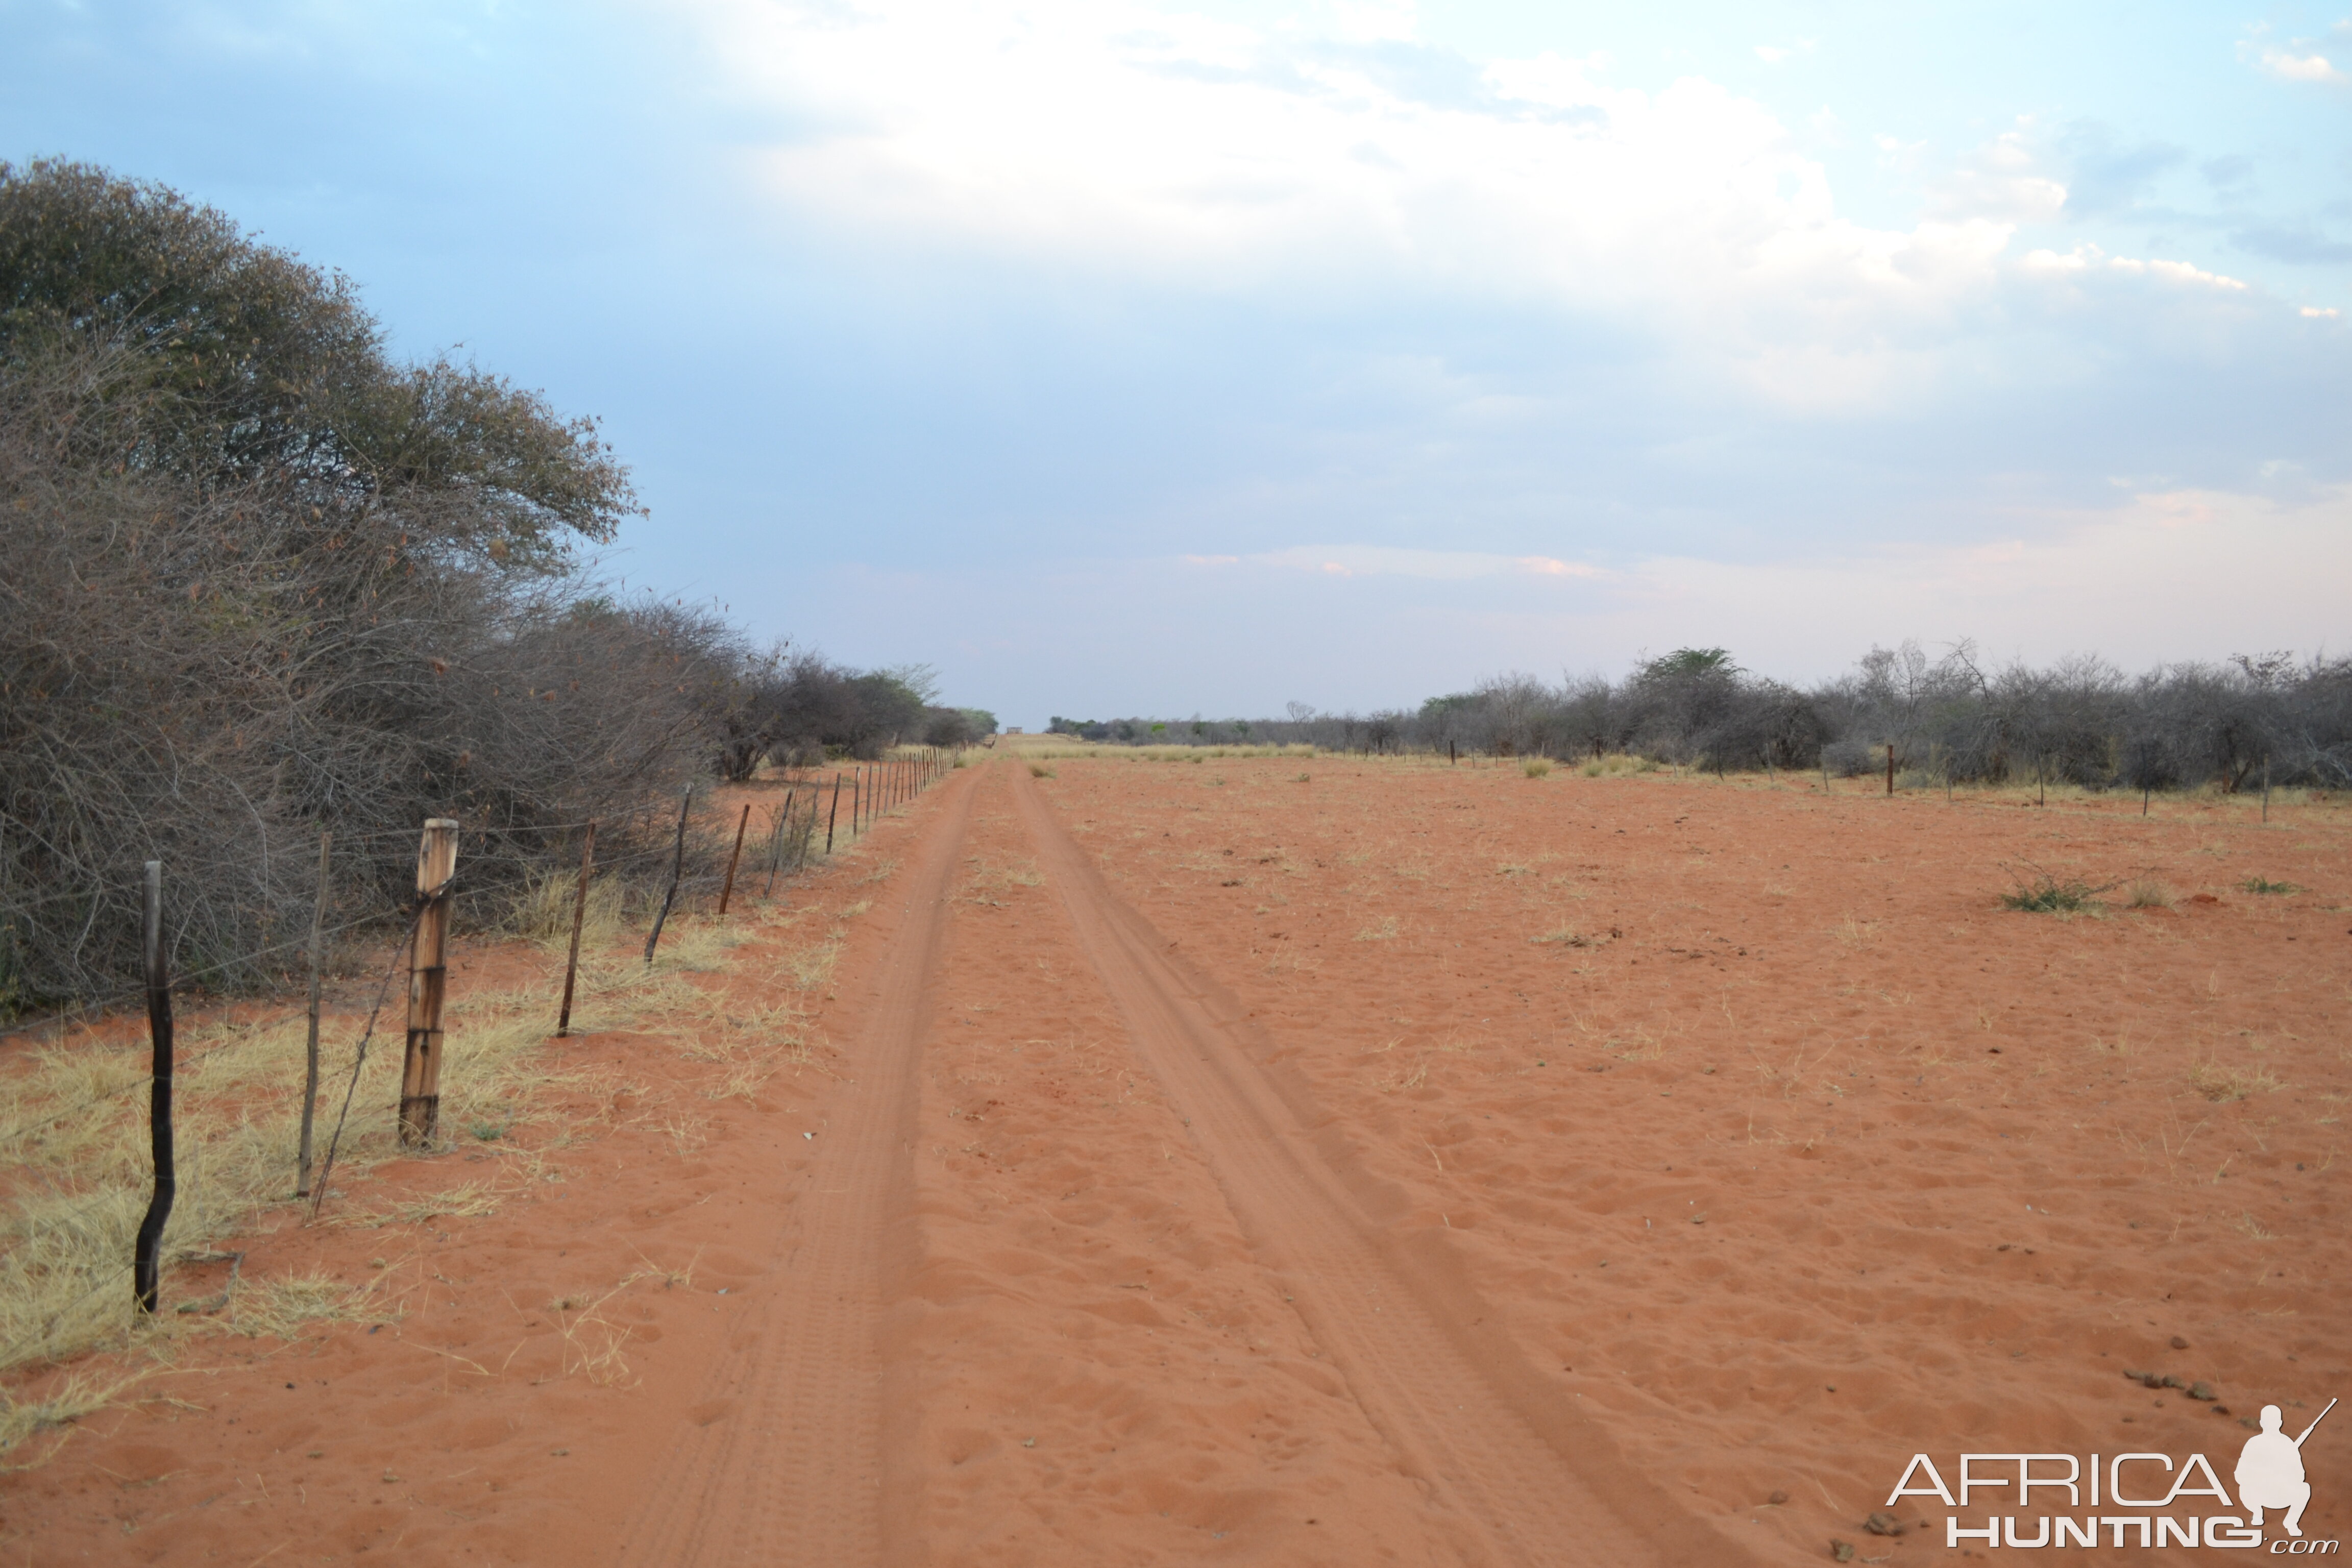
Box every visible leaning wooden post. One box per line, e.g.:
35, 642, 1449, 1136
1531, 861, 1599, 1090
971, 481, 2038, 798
399, 819, 459, 1146
296, 830, 331, 1196
133, 860, 176, 1315
1886, 741, 1896, 797
556, 821, 596, 1038
644, 788, 691, 966
825, 773, 842, 854
716, 802, 751, 916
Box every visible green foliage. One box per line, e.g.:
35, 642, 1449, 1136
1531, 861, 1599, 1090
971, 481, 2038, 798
1642, 647, 1738, 680
0, 158, 637, 572
2240, 876, 2302, 895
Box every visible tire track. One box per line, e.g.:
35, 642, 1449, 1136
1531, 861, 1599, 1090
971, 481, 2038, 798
1008, 766, 1754, 1567
618, 775, 976, 1568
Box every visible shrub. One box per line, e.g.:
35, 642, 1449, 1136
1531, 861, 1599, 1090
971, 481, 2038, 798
1999, 872, 2109, 913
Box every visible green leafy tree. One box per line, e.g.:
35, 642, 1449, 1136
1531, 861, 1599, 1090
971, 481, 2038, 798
0, 159, 637, 571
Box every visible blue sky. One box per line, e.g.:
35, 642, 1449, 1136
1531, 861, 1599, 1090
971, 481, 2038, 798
6, 1, 2348, 723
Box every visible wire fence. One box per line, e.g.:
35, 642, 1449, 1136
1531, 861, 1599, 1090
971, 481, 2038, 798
0, 750, 954, 1369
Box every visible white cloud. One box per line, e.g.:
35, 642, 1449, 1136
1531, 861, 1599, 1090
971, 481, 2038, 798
2022, 244, 2248, 291
1216, 544, 1602, 581
2257, 46, 2346, 84
667, 0, 2116, 411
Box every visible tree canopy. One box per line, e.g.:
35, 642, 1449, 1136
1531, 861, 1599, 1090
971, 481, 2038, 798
0, 158, 637, 571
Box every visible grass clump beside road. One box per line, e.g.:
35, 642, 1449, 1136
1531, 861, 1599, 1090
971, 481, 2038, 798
0, 980, 583, 1389
1999, 871, 2111, 914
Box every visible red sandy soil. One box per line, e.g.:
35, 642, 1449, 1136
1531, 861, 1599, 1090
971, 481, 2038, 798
3, 756, 2346, 1565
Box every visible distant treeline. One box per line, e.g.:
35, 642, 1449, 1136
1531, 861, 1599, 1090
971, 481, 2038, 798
1050, 642, 2352, 789
0, 161, 983, 1010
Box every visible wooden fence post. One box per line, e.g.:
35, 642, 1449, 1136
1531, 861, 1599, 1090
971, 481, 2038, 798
556, 821, 595, 1038
717, 802, 751, 916
297, 831, 330, 1196
400, 820, 459, 1146
133, 860, 176, 1315
825, 773, 842, 854
2263, 755, 2271, 823
1886, 742, 1896, 796
644, 789, 691, 966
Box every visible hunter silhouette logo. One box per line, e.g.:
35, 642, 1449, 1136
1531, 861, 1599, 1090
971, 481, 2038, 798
2241, 1399, 2335, 1539
1885, 1393, 2338, 1550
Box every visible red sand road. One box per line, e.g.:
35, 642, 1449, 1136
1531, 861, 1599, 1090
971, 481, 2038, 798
3, 754, 2346, 1565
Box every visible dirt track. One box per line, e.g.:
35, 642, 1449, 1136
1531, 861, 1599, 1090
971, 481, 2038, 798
621, 760, 1729, 1565
7, 752, 2345, 1565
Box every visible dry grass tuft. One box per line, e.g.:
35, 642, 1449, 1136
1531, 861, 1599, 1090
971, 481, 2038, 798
2188, 1060, 2284, 1102
1353, 916, 1401, 942
2126, 878, 2175, 910
336, 1182, 503, 1230
1522, 758, 1553, 778
0, 1368, 146, 1468
512, 869, 627, 950
1580, 752, 1655, 777
1027, 763, 1056, 779
231, 1268, 380, 1338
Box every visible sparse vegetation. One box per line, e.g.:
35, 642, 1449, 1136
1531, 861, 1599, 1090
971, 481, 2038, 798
2189, 1060, 2284, 1101
0, 160, 977, 1015
2126, 878, 2176, 909
1040, 637, 2352, 799
2241, 876, 2302, 895
1999, 872, 2109, 913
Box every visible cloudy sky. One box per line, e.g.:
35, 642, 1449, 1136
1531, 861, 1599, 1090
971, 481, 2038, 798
7, 1, 2349, 722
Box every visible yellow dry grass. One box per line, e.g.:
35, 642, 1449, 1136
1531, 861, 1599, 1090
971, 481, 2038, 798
0, 887, 836, 1450
2188, 1059, 2284, 1102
